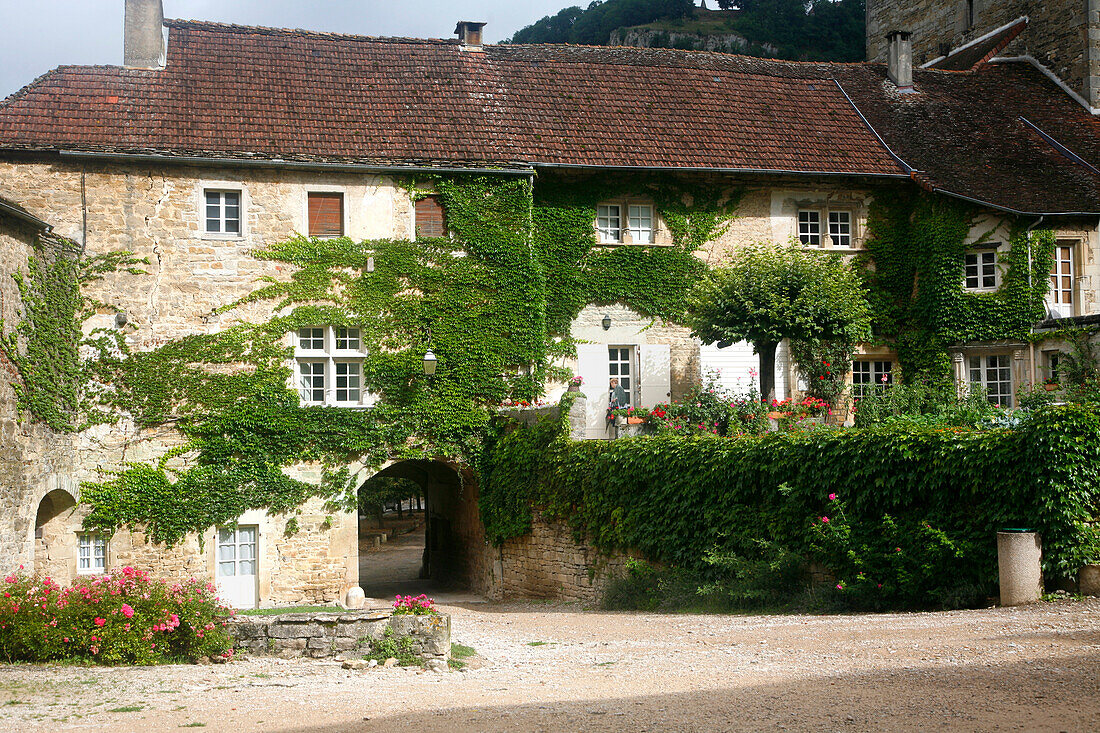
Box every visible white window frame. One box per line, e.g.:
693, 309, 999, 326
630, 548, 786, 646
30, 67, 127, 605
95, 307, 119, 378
627, 204, 654, 244
77, 533, 107, 575
203, 188, 244, 239
828, 211, 852, 247
597, 204, 622, 244
798, 210, 821, 246
852, 359, 893, 397
968, 353, 1013, 407
964, 248, 1001, 291
293, 326, 369, 407
608, 346, 635, 408
1049, 241, 1076, 315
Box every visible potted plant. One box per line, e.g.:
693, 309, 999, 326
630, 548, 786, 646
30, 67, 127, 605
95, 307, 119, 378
567, 375, 583, 392
1043, 376, 1060, 392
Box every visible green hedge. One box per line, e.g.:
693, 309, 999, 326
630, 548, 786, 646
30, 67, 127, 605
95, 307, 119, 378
480, 403, 1100, 607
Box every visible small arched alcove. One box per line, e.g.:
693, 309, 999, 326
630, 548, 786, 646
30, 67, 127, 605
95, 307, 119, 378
356, 458, 486, 599
33, 488, 78, 585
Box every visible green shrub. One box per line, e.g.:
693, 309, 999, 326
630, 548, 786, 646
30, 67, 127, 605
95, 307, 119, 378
852, 379, 998, 427
483, 402, 1100, 610
0, 567, 233, 664
365, 628, 420, 666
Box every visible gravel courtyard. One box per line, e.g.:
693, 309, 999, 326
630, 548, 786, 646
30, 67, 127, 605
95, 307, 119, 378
1, 597, 1098, 732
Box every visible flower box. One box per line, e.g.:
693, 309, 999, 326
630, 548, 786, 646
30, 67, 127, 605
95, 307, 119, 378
626, 416, 645, 425
1044, 383, 1060, 391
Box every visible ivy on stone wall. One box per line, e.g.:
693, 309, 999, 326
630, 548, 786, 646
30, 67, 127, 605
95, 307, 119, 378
858, 191, 1056, 380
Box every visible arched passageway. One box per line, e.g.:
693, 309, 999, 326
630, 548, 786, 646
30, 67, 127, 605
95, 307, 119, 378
33, 489, 78, 585
357, 459, 488, 601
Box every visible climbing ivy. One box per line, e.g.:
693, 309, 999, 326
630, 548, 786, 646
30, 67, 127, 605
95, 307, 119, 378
0, 171, 737, 545
858, 191, 1056, 380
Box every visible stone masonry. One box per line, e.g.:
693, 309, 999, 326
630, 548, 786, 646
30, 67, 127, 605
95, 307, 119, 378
230, 609, 451, 662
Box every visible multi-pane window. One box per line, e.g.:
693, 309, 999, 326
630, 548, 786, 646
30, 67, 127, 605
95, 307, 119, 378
1049, 242, 1075, 313
608, 347, 633, 407
798, 210, 821, 245
298, 361, 325, 403
294, 326, 367, 406
969, 354, 1013, 407
627, 205, 654, 244
205, 190, 241, 235
597, 204, 622, 243
964, 250, 999, 289
217, 526, 257, 578
828, 211, 852, 247
415, 196, 447, 238
308, 192, 344, 237
852, 360, 893, 397
78, 533, 107, 575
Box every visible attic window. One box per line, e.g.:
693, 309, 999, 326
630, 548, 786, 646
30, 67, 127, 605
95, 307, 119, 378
415, 196, 448, 238
308, 192, 344, 238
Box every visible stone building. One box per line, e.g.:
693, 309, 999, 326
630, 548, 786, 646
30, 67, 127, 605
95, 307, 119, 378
0, 1, 1098, 606
867, 0, 1100, 112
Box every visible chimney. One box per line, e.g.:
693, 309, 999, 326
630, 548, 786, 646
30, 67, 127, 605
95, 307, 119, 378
124, 0, 165, 69
886, 30, 915, 92
455, 21, 487, 51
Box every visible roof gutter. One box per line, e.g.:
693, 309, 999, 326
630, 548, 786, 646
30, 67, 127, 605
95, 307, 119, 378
57, 150, 535, 177
0, 198, 51, 232
530, 161, 911, 179
930, 185, 1100, 217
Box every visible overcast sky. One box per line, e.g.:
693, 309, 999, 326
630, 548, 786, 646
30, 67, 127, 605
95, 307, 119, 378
0, 0, 568, 99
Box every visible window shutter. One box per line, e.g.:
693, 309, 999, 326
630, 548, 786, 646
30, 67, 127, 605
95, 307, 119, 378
308, 193, 344, 237
415, 196, 447, 238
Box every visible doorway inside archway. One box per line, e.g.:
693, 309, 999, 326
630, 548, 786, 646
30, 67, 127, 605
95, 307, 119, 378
357, 459, 486, 602
33, 489, 78, 585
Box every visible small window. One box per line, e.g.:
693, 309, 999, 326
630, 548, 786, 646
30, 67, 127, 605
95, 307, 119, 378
308, 192, 344, 238
415, 196, 447, 238
608, 346, 633, 408
964, 250, 999, 290
798, 210, 821, 245
597, 204, 622, 244
828, 211, 852, 247
298, 327, 325, 351
335, 361, 361, 403
205, 190, 241, 235
628, 205, 654, 244
969, 354, 1013, 407
299, 361, 326, 403
335, 327, 360, 351
852, 359, 893, 397
78, 533, 107, 575
1049, 242, 1075, 313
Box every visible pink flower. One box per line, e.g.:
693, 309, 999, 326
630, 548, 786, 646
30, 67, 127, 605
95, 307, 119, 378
836, 583, 843, 590
820, 516, 829, 524
120, 603, 135, 619
828, 493, 837, 501
94, 617, 106, 627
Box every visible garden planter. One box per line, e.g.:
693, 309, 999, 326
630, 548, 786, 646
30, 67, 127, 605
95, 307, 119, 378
997, 530, 1043, 606
567, 384, 581, 392
766, 411, 786, 420
626, 416, 645, 425
1079, 564, 1100, 596
1044, 383, 1060, 392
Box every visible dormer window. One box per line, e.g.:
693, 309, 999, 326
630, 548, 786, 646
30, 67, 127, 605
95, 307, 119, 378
597, 201, 655, 244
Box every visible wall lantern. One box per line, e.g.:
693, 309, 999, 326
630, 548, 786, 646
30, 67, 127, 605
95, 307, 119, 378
601, 315, 611, 330
423, 348, 438, 375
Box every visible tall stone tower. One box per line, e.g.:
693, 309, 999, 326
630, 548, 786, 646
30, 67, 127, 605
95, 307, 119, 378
866, 0, 1100, 111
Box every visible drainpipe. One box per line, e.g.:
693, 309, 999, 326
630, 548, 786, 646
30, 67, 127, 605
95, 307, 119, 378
1026, 215, 1045, 385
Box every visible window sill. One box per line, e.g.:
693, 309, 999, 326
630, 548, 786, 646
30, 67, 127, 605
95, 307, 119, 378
963, 287, 1001, 293
592, 241, 673, 248
200, 233, 246, 242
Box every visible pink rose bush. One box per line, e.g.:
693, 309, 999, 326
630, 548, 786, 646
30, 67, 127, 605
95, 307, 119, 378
0, 566, 233, 665
392, 594, 438, 616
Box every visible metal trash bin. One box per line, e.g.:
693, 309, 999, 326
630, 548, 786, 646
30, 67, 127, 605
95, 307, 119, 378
997, 529, 1042, 606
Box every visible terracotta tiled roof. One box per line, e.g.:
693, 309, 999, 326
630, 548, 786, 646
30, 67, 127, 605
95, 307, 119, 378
926, 18, 1028, 72
834, 62, 1100, 215
1, 19, 1098, 214
0, 20, 903, 176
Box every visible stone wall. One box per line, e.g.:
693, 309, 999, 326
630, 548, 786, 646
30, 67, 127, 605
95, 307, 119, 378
866, 0, 1098, 109
230, 609, 450, 664
499, 513, 631, 604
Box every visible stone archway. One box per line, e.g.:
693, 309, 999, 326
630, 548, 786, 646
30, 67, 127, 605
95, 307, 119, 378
356, 459, 491, 598
33, 488, 78, 585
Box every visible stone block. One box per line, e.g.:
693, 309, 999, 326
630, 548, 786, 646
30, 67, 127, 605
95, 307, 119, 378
268, 623, 322, 639
271, 638, 308, 651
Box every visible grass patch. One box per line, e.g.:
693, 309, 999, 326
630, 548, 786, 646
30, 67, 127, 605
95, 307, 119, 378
239, 605, 342, 616
180, 724, 206, 728
107, 705, 144, 713
526, 641, 551, 647
448, 643, 477, 670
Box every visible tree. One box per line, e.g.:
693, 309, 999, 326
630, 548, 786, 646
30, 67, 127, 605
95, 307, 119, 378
686, 242, 871, 400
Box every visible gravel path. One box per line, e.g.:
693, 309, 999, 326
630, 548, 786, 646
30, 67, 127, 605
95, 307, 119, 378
1, 597, 1098, 732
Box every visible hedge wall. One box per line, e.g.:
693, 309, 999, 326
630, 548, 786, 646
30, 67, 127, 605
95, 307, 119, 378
480, 403, 1100, 606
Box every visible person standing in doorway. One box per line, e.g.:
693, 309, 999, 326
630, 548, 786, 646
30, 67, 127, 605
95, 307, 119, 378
607, 377, 629, 428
